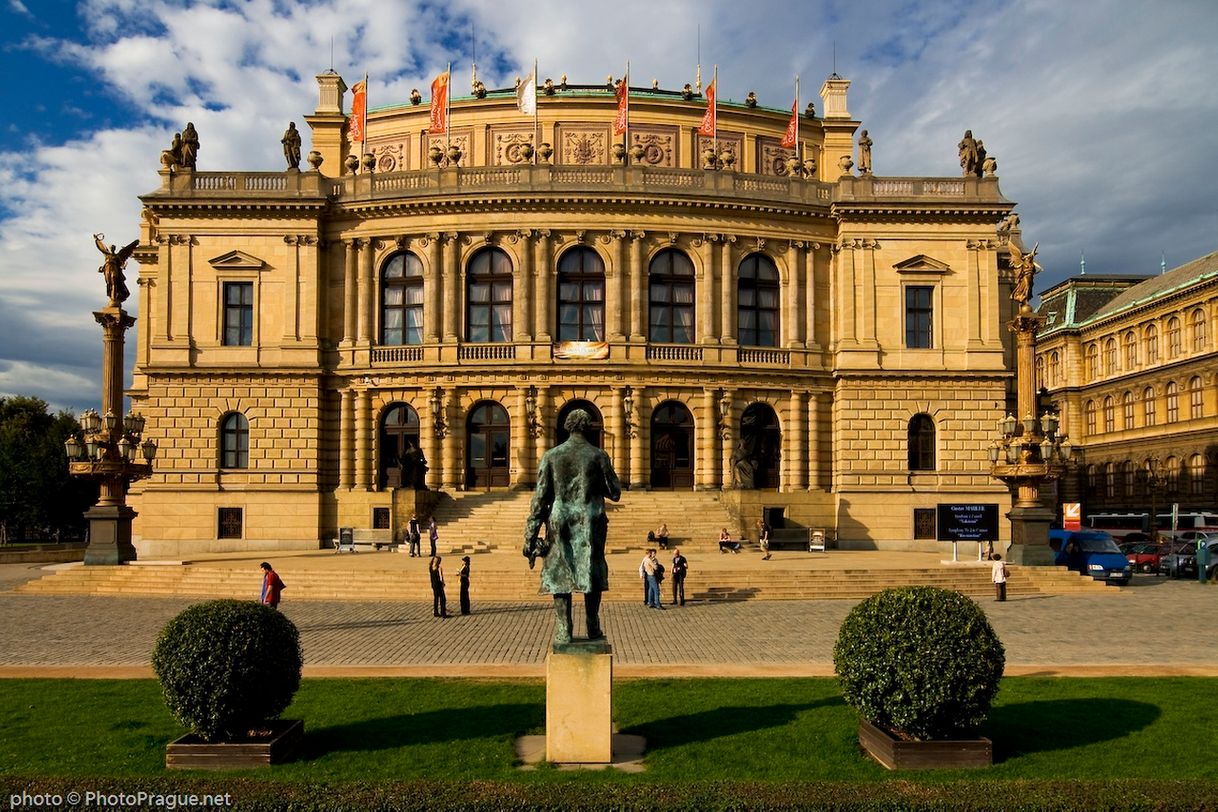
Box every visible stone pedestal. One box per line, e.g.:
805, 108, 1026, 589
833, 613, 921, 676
1006, 504, 1055, 566
83, 504, 138, 565
546, 640, 612, 764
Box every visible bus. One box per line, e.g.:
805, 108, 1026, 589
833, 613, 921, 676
1086, 512, 1218, 542
1085, 513, 1149, 542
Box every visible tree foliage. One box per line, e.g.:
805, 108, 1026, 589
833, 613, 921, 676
0, 396, 95, 542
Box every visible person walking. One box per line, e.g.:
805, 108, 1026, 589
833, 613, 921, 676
671, 548, 688, 606
429, 555, 449, 617
991, 554, 1008, 602
407, 514, 421, 557
757, 519, 772, 560
428, 516, 439, 557
259, 562, 285, 609
643, 548, 663, 609
459, 555, 471, 615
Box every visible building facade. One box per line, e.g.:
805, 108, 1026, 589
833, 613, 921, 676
1037, 254, 1218, 519
127, 71, 1018, 555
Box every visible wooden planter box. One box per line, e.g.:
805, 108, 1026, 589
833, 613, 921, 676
166, 719, 303, 770
858, 718, 991, 770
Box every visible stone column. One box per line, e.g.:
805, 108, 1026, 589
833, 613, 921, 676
355, 388, 372, 490
720, 389, 735, 487
424, 389, 441, 491
629, 232, 646, 342
535, 385, 552, 457
425, 233, 441, 343
808, 392, 823, 490
442, 388, 461, 490
786, 390, 805, 491
534, 230, 553, 342
629, 394, 647, 489
444, 233, 461, 342
719, 236, 736, 343
786, 241, 804, 348
338, 388, 354, 489
342, 239, 358, 345
357, 238, 374, 344
698, 235, 715, 344
513, 385, 531, 488
611, 386, 628, 484
514, 230, 534, 342
700, 388, 718, 488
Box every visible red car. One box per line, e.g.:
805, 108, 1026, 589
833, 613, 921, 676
1119, 539, 1166, 574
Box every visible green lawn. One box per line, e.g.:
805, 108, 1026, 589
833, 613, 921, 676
1, 677, 1215, 783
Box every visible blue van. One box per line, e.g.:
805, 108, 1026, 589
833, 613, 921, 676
1050, 529, 1132, 584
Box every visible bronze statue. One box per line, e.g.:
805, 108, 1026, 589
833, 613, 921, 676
93, 233, 139, 306
180, 122, 199, 169
1009, 241, 1041, 305
958, 130, 979, 177
281, 122, 301, 170
730, 438, 756, 489
523, 409, 622, 645
857, 129, 873, 174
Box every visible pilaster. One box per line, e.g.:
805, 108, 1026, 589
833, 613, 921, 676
629, 232, 646, 342
425, 234, 442, 343
515, 230, 535, 342
534, 230, 553, 342
355, 388, 372, 490
339, 387, 354, 489
444, 232, 460, 342
719, 235, 736, 344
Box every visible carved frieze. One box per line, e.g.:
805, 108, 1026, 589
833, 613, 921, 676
423, 131, 472, 167
697, 132, 743, 167
491, 129, 535, 165
556, 126, 609, 165
629, 126, 677, 167
370, 141, 406, 172
758, 137, 799, 176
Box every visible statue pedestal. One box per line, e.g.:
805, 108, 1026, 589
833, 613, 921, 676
1006, 504, 1056, 566
83, 504, 138, 566
546, 640, 612, 764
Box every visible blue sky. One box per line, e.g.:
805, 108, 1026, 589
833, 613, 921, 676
2, 0, 1217, 414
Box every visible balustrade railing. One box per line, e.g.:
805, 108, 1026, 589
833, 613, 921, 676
371, 346, 424, 364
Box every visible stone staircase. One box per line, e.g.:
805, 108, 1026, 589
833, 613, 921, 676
17, 559, 1112, 603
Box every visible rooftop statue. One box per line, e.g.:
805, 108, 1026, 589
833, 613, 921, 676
281, 122, 301, 170
1009, 240, 1041, 305
857, 129, 873, 175
523, 409, 622, 646
180, 122, 199, 169
958, 129, 979, 177
93, 233, 139, 307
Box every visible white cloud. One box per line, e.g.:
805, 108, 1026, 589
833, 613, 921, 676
2, 0, 1218, 410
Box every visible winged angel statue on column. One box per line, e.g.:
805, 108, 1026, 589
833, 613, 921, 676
1008, 241, 1041, 306
93, 233, 139, 307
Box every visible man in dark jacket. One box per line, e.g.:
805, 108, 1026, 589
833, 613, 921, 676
670, 549, 689, 606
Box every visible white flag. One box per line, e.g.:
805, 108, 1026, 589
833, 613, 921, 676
517, 69, 536, 115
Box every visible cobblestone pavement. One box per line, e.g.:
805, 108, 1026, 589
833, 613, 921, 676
1, 563, 1215, 677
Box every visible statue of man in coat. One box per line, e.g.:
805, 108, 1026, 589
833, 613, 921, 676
524, 408, 622, 645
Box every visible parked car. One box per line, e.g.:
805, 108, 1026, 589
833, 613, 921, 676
1176, 538, 1218, 579
1157, 542, 1199, 578
1049, 529, 1133, 584
1119, 540, 1166, 574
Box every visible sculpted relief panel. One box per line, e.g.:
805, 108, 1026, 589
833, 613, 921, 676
556, 125, 609, 165
370, 141, 407, 172
423, 130, 472, 167
629, 126, 678, 167
491, 129, 536, 165
697, 132, 743, 168
757, 137, 798, 176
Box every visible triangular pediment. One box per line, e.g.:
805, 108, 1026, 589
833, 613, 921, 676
894, 254, 951, 273
209, 250, 266, 271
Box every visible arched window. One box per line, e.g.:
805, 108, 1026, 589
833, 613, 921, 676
1103, 396, 1115, 433
1145, 324, 1159, 363
1123, 460, 1136, 498
1104, 338, 1117, 374
1035, 357, 1045, 389
380, 252, 424, 345
1104, 462, 1115, 499
1189, 454, 1207, 496
1165, 456, 1180, 495
1189, 376, 1204, 419
556, 247, 605, 341
466, 247, 513, 343
1192, 308, 1207, 352
1124, 332, 1137, 369
1167, 316, 1182, 357
907, 414, 935, 471
1048, 351, 1060, 386
1085, 344, 1099, 379
1086, 464, 1098, 496
737, 253, 780, 347
1122, 391, 1135, 429
1143, 386, 1157, 426
220, 413, 249, 469
648, 248, 695, 344
1166, 381, 1179, 423
1085, 400, 1097, 436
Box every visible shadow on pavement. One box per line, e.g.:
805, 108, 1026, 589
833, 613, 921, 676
299, 702, 542, 758
634, 697, 842, 750
988, 697, 1159, 763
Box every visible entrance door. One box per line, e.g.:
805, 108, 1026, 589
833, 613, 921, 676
379, 403, 422, 489
556, 399, 603, 447
741, 402, 781, 489
650, 401, 694, 489
466, 401, 510, 489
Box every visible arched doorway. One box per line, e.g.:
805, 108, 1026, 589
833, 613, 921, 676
466, 401, 510, 489
739, 402, 781, 489
556, 399, 603, 447
379, 403, 423, 489
650, 401, 694, 489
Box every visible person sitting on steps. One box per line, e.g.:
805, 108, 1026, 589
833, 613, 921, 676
718, 527, 741, 554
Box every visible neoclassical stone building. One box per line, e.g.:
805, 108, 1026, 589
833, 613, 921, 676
1037, 253, 1218, 516
127, 70, 1018, 555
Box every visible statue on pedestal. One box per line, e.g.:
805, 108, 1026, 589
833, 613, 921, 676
1009, 241, 1041, 305
281, 122, 302, 170
93, 233, 139, 307
958, 130, 979, 177
524, 409, 622, 645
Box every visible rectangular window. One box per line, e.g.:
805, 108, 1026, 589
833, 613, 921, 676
223, 282, 254, 346
372, 508, 391, 529
218, 507, 243, 539
905, 286, 933, 348
913, 508, 936, 540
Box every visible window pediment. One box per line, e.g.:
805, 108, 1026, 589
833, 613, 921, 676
209, 250, 267, 272
894, 255, 951, 274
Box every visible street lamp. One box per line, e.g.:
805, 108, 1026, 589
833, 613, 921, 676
1136, 456, 1166, 544
66, 234, 157, 565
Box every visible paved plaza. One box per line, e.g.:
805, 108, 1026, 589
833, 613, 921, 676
1, 560, 1216, 679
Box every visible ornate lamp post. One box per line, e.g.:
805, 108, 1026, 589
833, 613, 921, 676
64, 235, 157, 565
989, 239, 1070, 565
1136, 456, 1166, 544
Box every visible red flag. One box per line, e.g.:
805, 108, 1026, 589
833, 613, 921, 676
613, 76, 628, 136
780, 101, 798, 148
429, 72, 449, 134
349, 79, 367, 143
697, 78, 716, 137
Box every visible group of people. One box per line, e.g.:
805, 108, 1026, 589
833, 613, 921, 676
718, 520, 773, 558
428, 554, 472, 618
404, 514, 439, 557
639, 547, 689, 608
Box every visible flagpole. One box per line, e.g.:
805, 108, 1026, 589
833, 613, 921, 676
363, 72, 369, 156
446, 62, 452, 147
533, 58, 539, 166
713, 65, 718, 162
624, 60, 630, 165
795, 75, 800, 163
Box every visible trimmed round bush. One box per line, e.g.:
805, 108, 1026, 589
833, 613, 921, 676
152, 599, 303, 742
833, 586, 1005, 741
